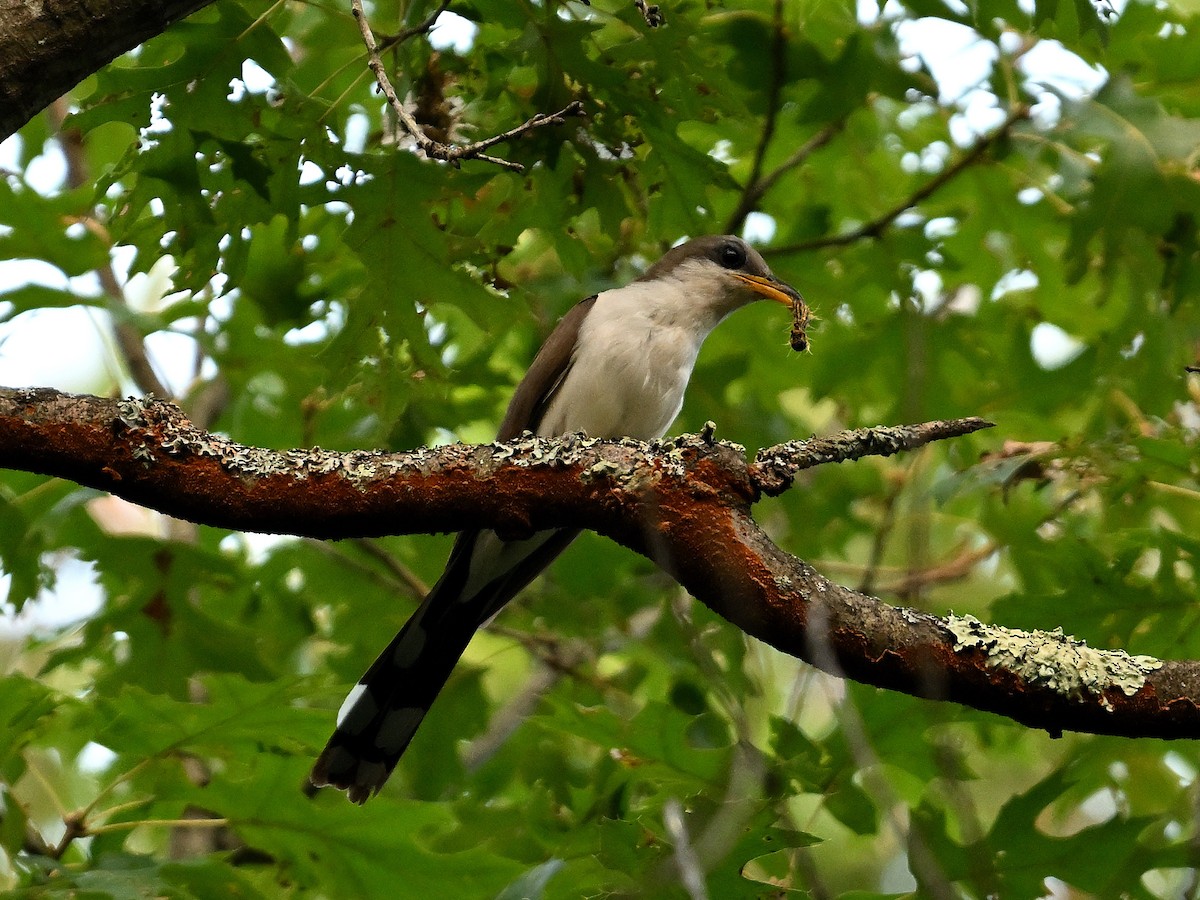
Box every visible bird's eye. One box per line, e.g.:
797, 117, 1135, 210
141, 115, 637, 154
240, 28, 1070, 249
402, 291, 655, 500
719, 242, 747, 269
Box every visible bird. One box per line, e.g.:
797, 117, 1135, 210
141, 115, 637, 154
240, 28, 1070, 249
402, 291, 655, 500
310, 235, 805, 803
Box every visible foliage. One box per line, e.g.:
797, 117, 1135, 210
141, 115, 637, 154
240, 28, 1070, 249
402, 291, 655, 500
2, 0, 1200, 895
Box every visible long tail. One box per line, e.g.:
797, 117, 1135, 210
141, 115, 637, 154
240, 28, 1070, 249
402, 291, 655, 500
310, 528, 578, 803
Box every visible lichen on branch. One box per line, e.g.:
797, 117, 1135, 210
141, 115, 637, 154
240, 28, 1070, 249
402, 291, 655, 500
2, 385, 1200, 742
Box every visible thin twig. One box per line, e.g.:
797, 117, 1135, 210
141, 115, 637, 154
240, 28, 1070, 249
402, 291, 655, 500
801, 610, 959, 899
77, 757, 154, 824
885, 542, 998, 595
457, 102, 585, 159
350, 538, 430, 597
377, 0, 453, 52
1148, 480, 1200, 503
487, 624, 609, 690
55, 108, 234, 424
818, 540, 999, 594
50, 100, 170, 398
22, 824, 54, 858
351, 0, 584, 172
769, 104, 1030, 255
723, 0, 786, 236
23, 759, 71, 820
87, 816, 230, 836
754, 0, 786, 183
50, 814, 88, 860
750, 418, 995, 497
235, 0, 288, 43
857, 474, 904, 596
91, 796, 155, 823
724, 118, 846, 236
305, 538, 420, 599
461, 662, 564, 772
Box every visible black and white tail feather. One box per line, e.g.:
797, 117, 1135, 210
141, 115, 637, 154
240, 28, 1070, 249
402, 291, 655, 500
310, 527, 578, 804
308, 295, 599, 804
307, 237, 803, 802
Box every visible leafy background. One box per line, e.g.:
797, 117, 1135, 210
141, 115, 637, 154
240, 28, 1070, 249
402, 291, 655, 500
3, 0, 1200, 895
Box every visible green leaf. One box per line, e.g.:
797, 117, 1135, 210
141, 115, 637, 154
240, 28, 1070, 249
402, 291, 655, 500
214, 758, 526, 897
95, 675, 327, 762
7, 0, 1200, 894
0, 675, 61, 772
495, 858, 565, 899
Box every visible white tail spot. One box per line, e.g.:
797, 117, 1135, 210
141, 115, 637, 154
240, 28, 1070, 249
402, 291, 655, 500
336, 682, 377, 730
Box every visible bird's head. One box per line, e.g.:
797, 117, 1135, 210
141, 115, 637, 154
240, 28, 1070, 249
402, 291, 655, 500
637, 235, 805, 324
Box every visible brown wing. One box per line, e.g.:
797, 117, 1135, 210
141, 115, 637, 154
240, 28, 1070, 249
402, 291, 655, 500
496, 295, 597, 441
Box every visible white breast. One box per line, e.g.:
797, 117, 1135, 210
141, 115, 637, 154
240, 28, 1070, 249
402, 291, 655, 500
536, 277, 726, 440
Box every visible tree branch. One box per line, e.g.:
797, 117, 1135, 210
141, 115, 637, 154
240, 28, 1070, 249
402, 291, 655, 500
376, 0, 454, 53
750, 418, 993, 496
3, 386, 1200, 742
724, 118, 846, 237
724, 0, 787, 238
720, 0, 844, 239
49, 99, 172, 399
351, 0, 584, 172
769, 104, 1030, 256
0, 0, 218, 142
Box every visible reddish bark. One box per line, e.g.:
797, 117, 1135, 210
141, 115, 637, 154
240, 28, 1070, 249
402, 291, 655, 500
3, 385, 1199, 740
0, 0, 218, 142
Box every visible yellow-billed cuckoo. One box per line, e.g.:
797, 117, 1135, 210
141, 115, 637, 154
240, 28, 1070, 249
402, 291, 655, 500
310, 235, 804, 803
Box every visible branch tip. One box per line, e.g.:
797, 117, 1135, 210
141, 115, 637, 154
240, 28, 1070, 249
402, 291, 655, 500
750, 417, 994, 496
770, 104, 1031, 255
